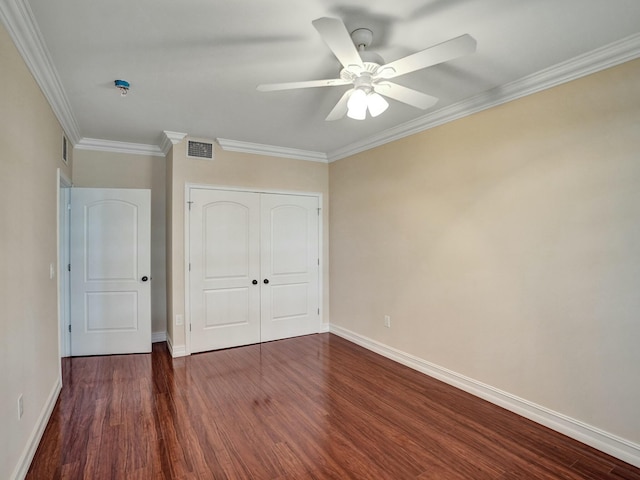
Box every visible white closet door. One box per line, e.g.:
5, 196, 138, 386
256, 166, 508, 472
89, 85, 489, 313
70, 188, 151, 356
260, 194, 320, 342
189, 189, 261, 353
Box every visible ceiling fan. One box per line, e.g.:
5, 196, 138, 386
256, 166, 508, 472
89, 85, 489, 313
257, 17, 477, 121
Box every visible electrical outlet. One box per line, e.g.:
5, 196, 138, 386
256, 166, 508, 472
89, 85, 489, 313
384, 315, 391, 328
18, 395, 23, 419
176, 314, 184, 326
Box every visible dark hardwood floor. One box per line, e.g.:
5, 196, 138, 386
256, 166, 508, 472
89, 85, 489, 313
27, 333, 640, 479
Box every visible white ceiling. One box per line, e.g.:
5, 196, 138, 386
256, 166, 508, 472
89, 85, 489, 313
3, 0, 640, 159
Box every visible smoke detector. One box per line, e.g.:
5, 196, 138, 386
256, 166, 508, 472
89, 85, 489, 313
114, 79, 130, 96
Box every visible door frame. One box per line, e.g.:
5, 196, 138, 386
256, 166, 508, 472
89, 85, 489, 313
57, 169, 72, 362
184, 183, 324, 356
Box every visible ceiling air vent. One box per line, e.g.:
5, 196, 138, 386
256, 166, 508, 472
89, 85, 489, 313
187, 140, 214, 160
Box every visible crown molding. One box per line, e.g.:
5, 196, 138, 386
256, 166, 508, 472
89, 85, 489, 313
0, 0, 81, 144
75, 138, 165, 157
160, 131, 187, 155
217, 138, 328, 163
327, 32, 640, 162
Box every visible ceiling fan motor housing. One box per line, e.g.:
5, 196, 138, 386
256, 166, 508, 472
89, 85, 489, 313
340, 62, 382, 84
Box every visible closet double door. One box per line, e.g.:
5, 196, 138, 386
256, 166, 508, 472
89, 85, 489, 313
189, 188, 320, 353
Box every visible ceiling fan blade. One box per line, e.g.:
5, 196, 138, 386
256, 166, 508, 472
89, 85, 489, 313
257, 78, 350, 92
374, 82, 438, 110
325, 89, 353, 121
377, 34, 476, 79
312, 17, 364, 71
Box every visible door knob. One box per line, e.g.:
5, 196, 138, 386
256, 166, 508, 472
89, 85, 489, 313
252, 279, 258, 285
263, 279, 269, 284
141, 276, 149, 282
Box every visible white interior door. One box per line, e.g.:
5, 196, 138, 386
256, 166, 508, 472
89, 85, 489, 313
70, 188, 151, 356
260, 194, 320, 342
189, 188, 321, 352
189, 189, 261, 353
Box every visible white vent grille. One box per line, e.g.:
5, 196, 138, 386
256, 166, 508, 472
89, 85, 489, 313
187, 140, 214, 160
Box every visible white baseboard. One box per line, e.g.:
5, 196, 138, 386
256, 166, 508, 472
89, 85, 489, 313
166, 335, 187, 358
329, 324, 640, 468
152, 331, 166, 343
11, 377, 62, 480
319, 323, 330, 333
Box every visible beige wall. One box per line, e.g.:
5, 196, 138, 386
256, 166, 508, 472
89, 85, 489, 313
167, 141, 329, 350
0, 23, 71, 479
72, 149, 167, 336
330, 59, 640, 445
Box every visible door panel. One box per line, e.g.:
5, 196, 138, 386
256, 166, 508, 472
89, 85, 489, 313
270, 205, 309, 274
271, 283, 309, 318
190, 189, 261, 353
204, 288, 250, 327
260, 194, 320, 342
70, 188, 151, 355
203, 201, 252, 279
86, 291, 138, 331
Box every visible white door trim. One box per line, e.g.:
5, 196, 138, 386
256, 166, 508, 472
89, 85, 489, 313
184, 183, 324, 356
57, 169, 72, 365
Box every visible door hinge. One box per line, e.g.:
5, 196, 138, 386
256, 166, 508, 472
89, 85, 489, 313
67, 264, 71, 272
68, 324, 71, 333
187, 201, 194, 211
317, 207, 321, 216
317, 308, 320, 315
317, 258, 320, 266
189, 263, 191, 271
189, 323, 192, 332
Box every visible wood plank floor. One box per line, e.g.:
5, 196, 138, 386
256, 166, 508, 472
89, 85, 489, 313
27, 333, 640, 479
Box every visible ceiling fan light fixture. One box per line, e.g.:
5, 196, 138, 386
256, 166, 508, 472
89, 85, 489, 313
347, 104, 367, 120
347, 88, 368, 120
367, 92, 389, 117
